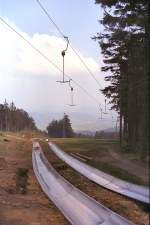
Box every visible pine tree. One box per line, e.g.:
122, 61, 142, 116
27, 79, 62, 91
63, 114, 74, 138
47, 114, 74, 138
94, 0, 149, 156
0, 100, 36, 131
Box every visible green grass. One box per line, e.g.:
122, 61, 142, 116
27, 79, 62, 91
49, 138, 147, 186
88, 160, 145, 185
51, 138, 119, 155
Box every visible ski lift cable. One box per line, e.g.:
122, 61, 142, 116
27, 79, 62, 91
35, 1, 123, 120
0, 17, 104, 107
35, 0, 113, 116
36, 0, 104, 89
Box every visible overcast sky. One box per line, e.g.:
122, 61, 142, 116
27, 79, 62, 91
0, 0, 117, 131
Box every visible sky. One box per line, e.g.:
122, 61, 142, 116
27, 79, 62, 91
0, 0, 117, 131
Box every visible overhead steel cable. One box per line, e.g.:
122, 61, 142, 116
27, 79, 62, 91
69, 43, 104, 88
36, 0, 65, 37
0, 17, 61, 72
36, 0, 104, 89
0, 17, 101, 105
35, 0, 118, 119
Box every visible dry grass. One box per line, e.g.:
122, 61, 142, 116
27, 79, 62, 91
50, 138, 149, 185
0, 133, 149, 225
0, 132, 70, 225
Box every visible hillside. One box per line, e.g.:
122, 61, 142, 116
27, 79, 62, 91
0, 132, 149, 225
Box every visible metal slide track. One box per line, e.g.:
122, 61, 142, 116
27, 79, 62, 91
49, 142, 149, 204
32, 142, 134, 225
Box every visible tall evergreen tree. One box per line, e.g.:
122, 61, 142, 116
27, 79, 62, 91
0, 100, 36, 131
94, 0, 149, 157
63, 114, 74, 138
47, 114, 74, 138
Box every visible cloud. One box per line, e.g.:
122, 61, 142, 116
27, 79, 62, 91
0, 18, 100, 78
0, 18, 116, 130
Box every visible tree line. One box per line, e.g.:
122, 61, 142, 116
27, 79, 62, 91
95, 130, 118, 139
94, 0, 149, 158
47, 114, 74, 138
0, 100, 36, 131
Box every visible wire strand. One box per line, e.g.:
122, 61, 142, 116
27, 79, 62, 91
36, 0, 103, 89
0, 17, 102, 106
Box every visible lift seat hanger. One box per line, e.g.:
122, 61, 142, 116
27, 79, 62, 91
68, 79, 76, 106
57, 36, 70, 83
103, 98, 108, 114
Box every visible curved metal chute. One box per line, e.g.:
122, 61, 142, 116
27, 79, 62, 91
32, 142, 134, 225
49, 142, 149, 204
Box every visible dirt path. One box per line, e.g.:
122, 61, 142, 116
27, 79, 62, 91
108, 149, 149, 183
0, 135, 70, 225
0, 135, 149, 225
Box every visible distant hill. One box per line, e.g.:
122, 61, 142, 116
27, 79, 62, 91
76, 127, 119, 136
76, 130, 95, 136
102, 127, 119, 133
30, 111, 115, 132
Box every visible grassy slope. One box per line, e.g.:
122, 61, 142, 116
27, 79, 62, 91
0, 133, 149, 225
50, 138, 148, 186
0, 132, 70, 225
41, 138, 149, 225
